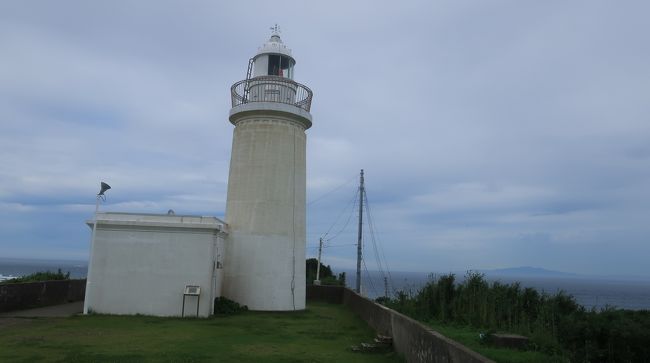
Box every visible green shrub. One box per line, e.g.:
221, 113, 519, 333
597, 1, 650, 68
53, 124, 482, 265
213, 297, 248, 315
305, 259, 345, 286
380, 271, 650, 362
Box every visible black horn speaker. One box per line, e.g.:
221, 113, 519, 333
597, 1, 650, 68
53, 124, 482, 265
98, 182, 111, 196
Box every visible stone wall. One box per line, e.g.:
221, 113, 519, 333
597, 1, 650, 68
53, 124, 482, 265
306, 285, 494, 363
0, 279, 86, 312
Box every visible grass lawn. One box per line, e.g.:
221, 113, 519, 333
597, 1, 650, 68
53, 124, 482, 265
426, 321, 567, 363
0, 302, 402, 363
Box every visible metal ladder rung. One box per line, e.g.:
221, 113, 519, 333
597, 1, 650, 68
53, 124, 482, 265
243, 58, 254, 103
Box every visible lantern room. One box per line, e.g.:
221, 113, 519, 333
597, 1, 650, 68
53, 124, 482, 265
251, 31, 295, 79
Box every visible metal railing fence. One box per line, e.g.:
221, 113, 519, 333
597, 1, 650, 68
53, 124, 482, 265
231, 76, 313, 112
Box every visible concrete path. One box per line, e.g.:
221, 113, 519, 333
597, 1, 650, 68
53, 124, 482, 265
0, 301, 83, 318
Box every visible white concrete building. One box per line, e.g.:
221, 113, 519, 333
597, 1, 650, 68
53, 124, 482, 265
84, 212, 226, 317
83, 30, 313, 316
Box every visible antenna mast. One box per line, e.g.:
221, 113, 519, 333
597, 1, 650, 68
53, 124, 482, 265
355, 169, 364, 294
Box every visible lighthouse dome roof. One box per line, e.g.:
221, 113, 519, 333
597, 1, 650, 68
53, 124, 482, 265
255, 33, 294, 60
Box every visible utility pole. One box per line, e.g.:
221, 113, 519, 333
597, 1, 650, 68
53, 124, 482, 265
356, 169, 364, 294
384, 276, 389, 299
84, 182, 111, 315
314, 237, 323, 285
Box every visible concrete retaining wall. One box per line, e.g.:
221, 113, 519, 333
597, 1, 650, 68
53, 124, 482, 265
0, 279, 86, 312
306, 284, 344, 304
342, 288, 393, 336
390, 308, 494, 363
306, 285, 494, 363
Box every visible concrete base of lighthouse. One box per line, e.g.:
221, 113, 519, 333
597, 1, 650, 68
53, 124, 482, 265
223, 102, 310, 311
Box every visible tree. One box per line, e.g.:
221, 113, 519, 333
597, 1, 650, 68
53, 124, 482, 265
305, 258, 344, 286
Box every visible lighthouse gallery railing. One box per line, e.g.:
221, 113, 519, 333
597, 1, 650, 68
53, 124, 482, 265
231, 76, 313, 112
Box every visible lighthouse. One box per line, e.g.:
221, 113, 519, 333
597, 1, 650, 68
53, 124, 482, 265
223, 28, 313, 311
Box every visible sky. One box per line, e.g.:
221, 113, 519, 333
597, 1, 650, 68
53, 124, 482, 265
1, 1, 649, 277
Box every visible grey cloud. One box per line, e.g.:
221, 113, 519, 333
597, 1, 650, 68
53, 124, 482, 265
1, 1, 650, 276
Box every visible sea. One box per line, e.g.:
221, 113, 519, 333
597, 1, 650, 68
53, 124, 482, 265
2, 258, 650, 311
0, 258, 88, 282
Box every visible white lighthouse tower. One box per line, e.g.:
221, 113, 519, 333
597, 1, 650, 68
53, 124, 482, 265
223, 28, 313, 311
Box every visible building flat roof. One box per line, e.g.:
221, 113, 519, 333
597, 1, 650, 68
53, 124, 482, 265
86, 212, 228, 233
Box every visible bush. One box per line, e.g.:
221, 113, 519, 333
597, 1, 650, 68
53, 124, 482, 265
380, 271, 650, 362
305, 259, 345, 286
213, 297, 248, 315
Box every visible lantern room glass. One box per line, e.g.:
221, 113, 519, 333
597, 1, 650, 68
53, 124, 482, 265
267, 54, 294, 79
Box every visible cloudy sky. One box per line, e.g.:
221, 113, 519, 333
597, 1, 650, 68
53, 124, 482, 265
1, 1, 649, 277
